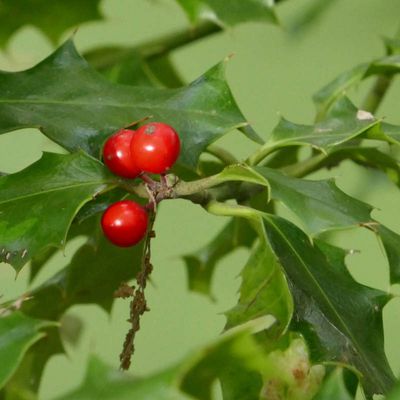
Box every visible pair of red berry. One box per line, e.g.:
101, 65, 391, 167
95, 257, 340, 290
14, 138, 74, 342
101, 122, 181, 247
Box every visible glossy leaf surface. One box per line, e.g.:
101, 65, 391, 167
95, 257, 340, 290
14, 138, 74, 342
0, 40, 255, 169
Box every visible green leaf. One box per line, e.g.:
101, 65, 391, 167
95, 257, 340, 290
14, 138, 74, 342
57, 326, 271, 400
282, 146, 400, 186
314, 54, 400, 119
28, 191, 123, 283
105, 53, 185, 89
206, 203, 395, 396
255, 166, 373, 234
224, 242, 293, 337
0, 40, 254, 169
181, 325, 269, 400
0, 152, 115, 271
387, 380, 400, 400
182, 218, 256, 298
268, 97, 380, 153
55, 357, 193, 400
313, 368, 354, 400
0, 0, 102, 48
0, 312, 56, 389
377, 225, 400, 284
21, 216, 144, 319
261, 216, 395, 396
2, 328, 63, 398
175, 0, 278, 27
287, 0, 337, 35
254, 166, 400, 285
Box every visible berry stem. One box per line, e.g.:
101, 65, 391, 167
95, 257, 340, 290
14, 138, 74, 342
119, 207, 156, 370
140, 173, 156, 187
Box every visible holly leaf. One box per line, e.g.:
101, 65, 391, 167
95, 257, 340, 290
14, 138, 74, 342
377, 225, 400, 284
0, 40, 257, 169
207, 203, 395, 396
0, 312, 56, 389
261, 216, 395, 396
255, 166, 373, 234
268, 97, 381, 153
224, 242, 293, 337
21, 216, 144, 319
313, 368, 354, 400
175, 0, 278, 27
0, 0, 102, 48
182, 218, 256, 298
314, 54, 400, 119
0, 152, 115, 271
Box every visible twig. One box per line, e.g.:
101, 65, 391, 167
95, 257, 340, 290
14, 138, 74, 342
118, 208, 156, 370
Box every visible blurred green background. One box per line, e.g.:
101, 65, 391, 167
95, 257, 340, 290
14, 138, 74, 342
1, 0, 400, 398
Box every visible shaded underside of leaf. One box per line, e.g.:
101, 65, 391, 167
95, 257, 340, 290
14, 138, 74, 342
224, 241, 293, 337
183, 217, 256, 297
0, 312, 56, 389
21, 216, 144, 320
0, 151, 114, 271
0, 39, 253, 169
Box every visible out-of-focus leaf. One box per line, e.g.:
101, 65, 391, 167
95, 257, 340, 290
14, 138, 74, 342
0, 152, 115, 271
175, 0, 278, 27
181, 324, 269, 400
21, 216, 144, 319
0, 40, 255, 170
387, 380, 400, 400
2, 328, 63, 398
58, 326, 271, 400
313, 368, 354, 400
206, 203, 395, 396
282, 146, 400, 186
314, 54, 400, 119
260, 338, 325, 400
56, 356, 193, 400
287, 0, 336, 35
183, 218, 256, 298
0, 312, 56, 389
0, 0, 102, 48
224, 242, 293, 337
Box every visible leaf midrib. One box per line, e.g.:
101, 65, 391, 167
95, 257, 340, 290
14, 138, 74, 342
0, 180, 111, 205
0, 99, 238, 121
263, 215, 385, 391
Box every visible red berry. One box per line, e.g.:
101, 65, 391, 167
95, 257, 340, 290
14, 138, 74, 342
130, 122, 180, 174
101, 200, 148, 247
103, 129, 141, 178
